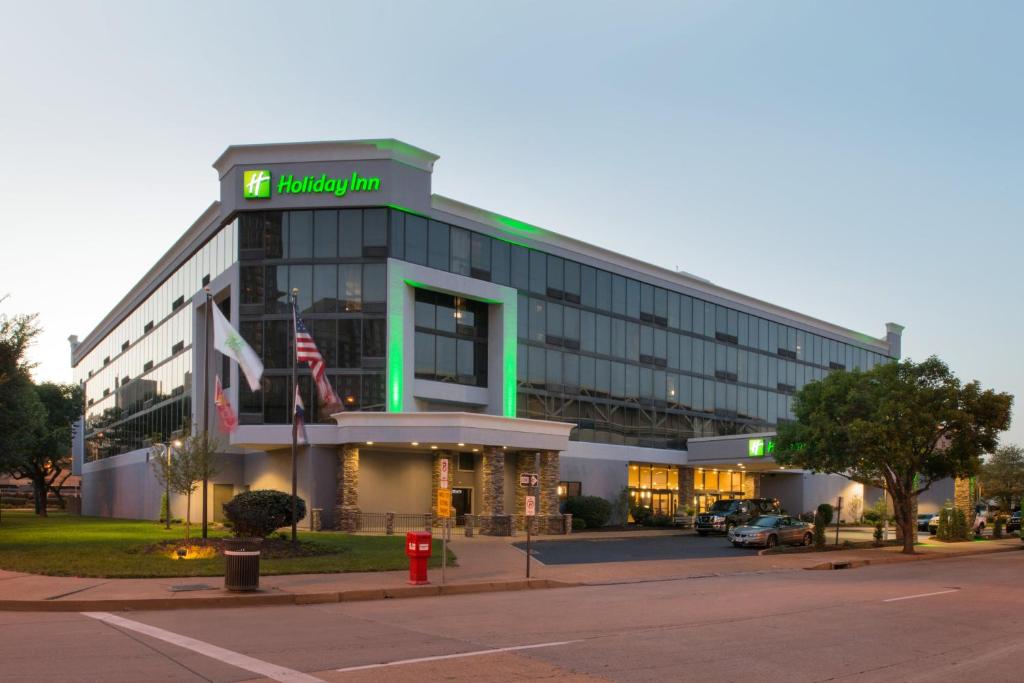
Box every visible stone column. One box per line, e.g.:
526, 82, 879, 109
479, 446, 506, 535
743, 472, 761, 499
336, 445, 360, 532
679, 467, 695, 515
539, 450, 561, 534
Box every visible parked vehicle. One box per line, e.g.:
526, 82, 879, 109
728, 515, 813, 548
917, 513, 935, 532
695, 498, 781, 536
1007, 511, 1020, 533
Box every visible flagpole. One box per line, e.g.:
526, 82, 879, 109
202, 287, 212, 540
290, 288, 299, 546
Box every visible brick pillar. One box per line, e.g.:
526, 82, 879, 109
336, 445, 360, 531
679, 467, 695, 515
743, 472, 760, 499
479, 446, 506, 535
539, 450, 560, 533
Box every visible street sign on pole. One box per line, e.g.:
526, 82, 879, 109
519, 473, 538, 487
525, 495, 536, 517
440, 458, 449, 489
437, 489, 452, 518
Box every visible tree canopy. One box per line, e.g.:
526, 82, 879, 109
775, 356, 1013, 554
979, 445, 1024, 512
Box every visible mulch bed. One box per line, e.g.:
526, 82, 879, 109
142, 538, 336, 559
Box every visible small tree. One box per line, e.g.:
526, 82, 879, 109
155, 429, 220, 543
813, 503, 833, 549
847, 495, 863, 524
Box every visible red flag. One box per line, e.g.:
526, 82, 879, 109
214, 375, 238, 433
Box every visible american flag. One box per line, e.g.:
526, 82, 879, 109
294, 310, 342, 413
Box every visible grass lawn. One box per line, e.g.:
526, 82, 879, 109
0, 511, 454, 578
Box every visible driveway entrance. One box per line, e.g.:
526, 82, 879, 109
515, 532, 760, 564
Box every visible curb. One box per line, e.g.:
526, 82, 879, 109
0, 578, 579, 613
804, 544, 1021, 571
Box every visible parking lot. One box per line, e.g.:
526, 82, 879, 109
515, 526, 929, 565
515, 532, 761, 564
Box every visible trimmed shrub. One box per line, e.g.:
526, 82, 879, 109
650, 513, 672, 527
630, 504, 653, 526
223, 490, 307, 538
564, 496, 612, 529
873, 521, 884, 545
952, 508, 968, 540
813, 503, 833, 549
863, 510, 881, 524
571, 517, 587, 531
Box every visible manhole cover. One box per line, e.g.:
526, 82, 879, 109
169, 583, 216, 592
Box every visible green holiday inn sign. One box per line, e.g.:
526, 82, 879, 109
748, 438, 776, 458
242, 169, 381, 200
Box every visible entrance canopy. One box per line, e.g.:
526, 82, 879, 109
330, 411, 573, 452
686, 431, 796, 474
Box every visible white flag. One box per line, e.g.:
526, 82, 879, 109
211, 304, 263, 391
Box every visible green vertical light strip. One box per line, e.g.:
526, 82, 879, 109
503, 295, 517, 417
386, 267, 405, 412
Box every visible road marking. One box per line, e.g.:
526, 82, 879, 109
882, 589, 960, 602
335, 639, 580, 672
81, 611, 324, 683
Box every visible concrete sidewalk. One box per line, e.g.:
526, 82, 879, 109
0, 532, 1018, 611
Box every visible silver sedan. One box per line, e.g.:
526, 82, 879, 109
727, 515, 813, 548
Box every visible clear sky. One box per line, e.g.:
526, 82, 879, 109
1, 1, 1020, 445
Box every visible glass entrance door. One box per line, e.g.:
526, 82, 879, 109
451, 487, 471, 526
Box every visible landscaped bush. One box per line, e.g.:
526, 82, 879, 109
630, 503, 653, 526
813, 503, 833, 549
649, 513, 672, 527
564, 496, 612, 529
571, 517, 586, 531
222, 490, 306, 538
863, 510, 881, 524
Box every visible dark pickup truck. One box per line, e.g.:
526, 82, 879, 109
695, 498, 782, 536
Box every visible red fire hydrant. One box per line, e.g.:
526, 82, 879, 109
406, 531, 432, 585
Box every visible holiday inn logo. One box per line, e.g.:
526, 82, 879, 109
243, 170, 271, 199
242, 169, 382, 200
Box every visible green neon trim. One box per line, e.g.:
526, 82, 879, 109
386, 270, 405, 412
503, 296, 518, 417
387, 203, 432, 220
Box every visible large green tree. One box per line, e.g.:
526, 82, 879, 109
979, 445, 1024, 513
775, 356, 1012, 554
5, 382, 83, 515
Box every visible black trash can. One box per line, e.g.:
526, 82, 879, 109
223, 537, 262, 591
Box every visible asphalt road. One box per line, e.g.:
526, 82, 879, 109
516, 532, 762, 563
4, 552, 1024, 682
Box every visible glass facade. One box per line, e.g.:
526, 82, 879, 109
75, 200, 894, 459
413, 289, 488, 387
237, 210, 387, 423
389, 207, 894, 448
73, 225, 236, 460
